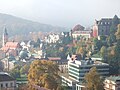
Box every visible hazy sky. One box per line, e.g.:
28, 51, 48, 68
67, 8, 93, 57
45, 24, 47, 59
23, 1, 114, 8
0, 0, 120, 28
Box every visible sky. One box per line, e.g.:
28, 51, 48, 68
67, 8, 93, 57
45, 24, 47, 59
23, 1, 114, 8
0, 0, 120, 28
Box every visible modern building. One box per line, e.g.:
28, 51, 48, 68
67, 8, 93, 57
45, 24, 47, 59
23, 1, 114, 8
0, 72, 16, 90
92, 15, 120, 37
61, 55, 109, 90
104, 76, 120, 90
68, 60, 109, 82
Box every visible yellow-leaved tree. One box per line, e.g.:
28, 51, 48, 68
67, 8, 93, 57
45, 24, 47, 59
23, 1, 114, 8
85, 67, 104, 90
28, 60, 60, 90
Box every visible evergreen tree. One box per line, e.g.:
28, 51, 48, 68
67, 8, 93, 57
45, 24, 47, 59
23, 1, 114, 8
110, 15, 119, 34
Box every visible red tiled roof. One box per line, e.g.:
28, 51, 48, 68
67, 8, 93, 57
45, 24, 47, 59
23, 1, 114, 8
5, 42, 20, 49
1, 42, 20, 52
1, 46, 9, 52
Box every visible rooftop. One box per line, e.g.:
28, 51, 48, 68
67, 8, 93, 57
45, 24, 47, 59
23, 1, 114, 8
0, 72, 15, 82
106, 76, 120, 82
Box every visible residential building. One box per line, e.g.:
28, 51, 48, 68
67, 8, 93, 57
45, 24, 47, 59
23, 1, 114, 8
104, 76, 120, 90
0, 72, 16, 90
1, 41, 21, 56
1, 57, 18, 71
45, 33, 60, 43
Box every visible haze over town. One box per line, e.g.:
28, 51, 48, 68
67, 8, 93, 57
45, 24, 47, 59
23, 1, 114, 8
0, 0, 120, 27
0, 0, 120, 90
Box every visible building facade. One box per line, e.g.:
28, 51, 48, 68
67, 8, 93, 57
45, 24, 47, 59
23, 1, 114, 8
0, 72, 16, 90
68, 60, 109, 82
104, 76, 120, 90
71, 24, 92, 39
61, 56, 109, 90
92, 15, 120, 37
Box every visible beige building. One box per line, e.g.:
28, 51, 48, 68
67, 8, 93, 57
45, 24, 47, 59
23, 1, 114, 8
104, 76, 120, 90
71, 24, 92, 39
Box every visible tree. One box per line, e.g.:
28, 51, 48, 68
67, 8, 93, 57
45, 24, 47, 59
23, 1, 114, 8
28, 60, 60, 90
100, 46, 107, 60
76, 47, 86, 59
110, 15, 119, 34
85, 67, 104, 90
93, 38, 102, 50
19, 50, 29, 60
20, 63, 30, 75
10, 65, 21, 78
0, 61, 4, 71
115, 24, 120, 40
62, 35, 72, 45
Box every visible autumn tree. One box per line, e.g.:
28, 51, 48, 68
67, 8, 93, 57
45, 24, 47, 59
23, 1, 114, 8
110, 15, 119, 33
115, 24, 120, 40
28, 60, 60, 90
10, 65, 21, 78
100, 46, 107, 60
0, 61, 4, 71
20, 63, 30, 75
85, 67, 104, 90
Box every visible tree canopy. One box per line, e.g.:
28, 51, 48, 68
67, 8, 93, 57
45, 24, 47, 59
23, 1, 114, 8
28, 60, 61, 90
85, 67, 104, 90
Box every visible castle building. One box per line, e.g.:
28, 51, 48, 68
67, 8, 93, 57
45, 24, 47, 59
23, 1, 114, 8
92, 15, 120, 37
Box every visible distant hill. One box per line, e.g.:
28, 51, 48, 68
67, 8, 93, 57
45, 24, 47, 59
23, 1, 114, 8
0, 13, 67, 36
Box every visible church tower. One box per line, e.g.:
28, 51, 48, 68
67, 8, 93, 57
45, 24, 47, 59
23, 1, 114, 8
3, 27, 8, 46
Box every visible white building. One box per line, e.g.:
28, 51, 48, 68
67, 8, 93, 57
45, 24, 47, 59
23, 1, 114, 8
45, 34, 60, 43
68, 60, 109, 82
61, 56, 109, 90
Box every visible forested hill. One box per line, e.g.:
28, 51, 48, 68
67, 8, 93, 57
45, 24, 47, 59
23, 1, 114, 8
0, 13, 66, 36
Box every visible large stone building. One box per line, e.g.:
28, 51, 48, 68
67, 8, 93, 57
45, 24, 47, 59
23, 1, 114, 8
71, 24, 92, 39
92, 15, 120, 37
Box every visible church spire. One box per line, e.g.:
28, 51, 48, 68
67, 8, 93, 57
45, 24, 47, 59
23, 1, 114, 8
3, 27, 8, 46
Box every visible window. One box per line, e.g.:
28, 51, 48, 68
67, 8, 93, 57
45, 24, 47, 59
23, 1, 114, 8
6, 83, 8, 87
1, 84, 3, 88
11, 83, 13, 87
